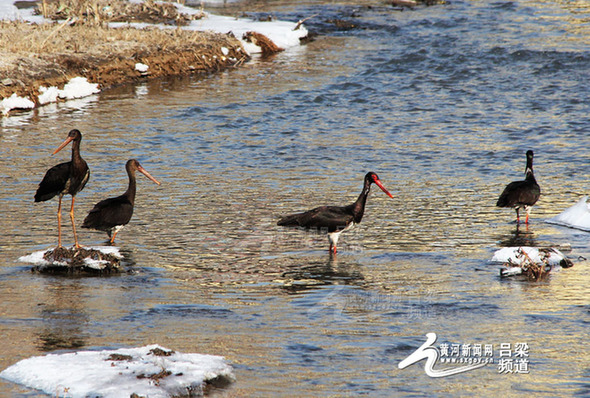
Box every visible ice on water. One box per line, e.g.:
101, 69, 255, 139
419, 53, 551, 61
546, 196, 590, 232
0, 344, 234, 398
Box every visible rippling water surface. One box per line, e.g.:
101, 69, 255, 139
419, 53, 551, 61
1, 1, 589, 396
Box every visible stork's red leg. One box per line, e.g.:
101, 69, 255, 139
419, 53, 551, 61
57, 196, 63, 248
70, 196, 81, 248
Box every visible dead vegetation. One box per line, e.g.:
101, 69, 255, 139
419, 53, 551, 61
149, 347, 175, 356
36, 0, 204, 26
389, 0, 448, 8
0, 0, 249, 107
500, 247, 574, 281
136, 369, 172, 385
35, 246, 122, 274
107, 353, 134, 361
242, 31, 284, 55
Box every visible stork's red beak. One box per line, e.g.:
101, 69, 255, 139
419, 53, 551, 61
137, 165, 161, 186
374, 177, 394, 198
52, 136, 74, 155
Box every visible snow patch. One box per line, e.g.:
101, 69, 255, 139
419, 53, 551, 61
135, 62, 149, 73
19, 246, 122, 266
58, 76, 100, 99
491, 246, 573, 278
170, 4, 308, 54
0, 93, 35, 115
0, 345, 235, 398
491, 246, 569, 266
38, 86, 60, 105
3, 77, 100, 115
546, 196, 590, 232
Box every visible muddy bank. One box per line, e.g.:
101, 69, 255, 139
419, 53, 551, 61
0, 19, 249, 110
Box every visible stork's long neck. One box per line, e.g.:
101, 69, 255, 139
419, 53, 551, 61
525, 158, 536, 183
351, 180, 372, 223
69, 138, 88, 181
125, 170, 137, 205
71, 139, 83, 163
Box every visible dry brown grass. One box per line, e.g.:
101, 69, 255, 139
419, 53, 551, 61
37, 0, 203, 26
0, 0, 249, 108
0, 19, 230, 55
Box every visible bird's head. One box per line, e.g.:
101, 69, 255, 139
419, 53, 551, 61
128, 159, 161, 186
52, 129, 82, 155
366, 172, 394, 198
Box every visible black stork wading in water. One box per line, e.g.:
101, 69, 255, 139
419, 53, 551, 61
82, 159, 160, 245
496, 150, 541, 224
34, 129, 90, 248
277, 172, 394, 254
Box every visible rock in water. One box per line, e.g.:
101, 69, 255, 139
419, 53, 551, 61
34, 246, 122, 275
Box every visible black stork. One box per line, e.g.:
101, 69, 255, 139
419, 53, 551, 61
496, 150, 541, 224
277, 172, 394, 254
82, 159, 160, 245
34, 129, 90, 248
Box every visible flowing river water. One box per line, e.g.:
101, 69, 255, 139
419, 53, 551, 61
1, 0, 589, 396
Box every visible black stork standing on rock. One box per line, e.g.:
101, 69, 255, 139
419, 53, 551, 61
277, 172, 394, 254
82, 159, 160, 245
496, 150, 541, 224
34, 129, 90, 248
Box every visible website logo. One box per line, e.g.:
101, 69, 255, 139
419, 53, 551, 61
399, 333, 487, 377
399, 333, 530, 377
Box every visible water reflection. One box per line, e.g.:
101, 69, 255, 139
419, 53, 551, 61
36, 279, 89, 351
118, 248, 137, 269
497, 223, 538, 247
280, 254, 366, 293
